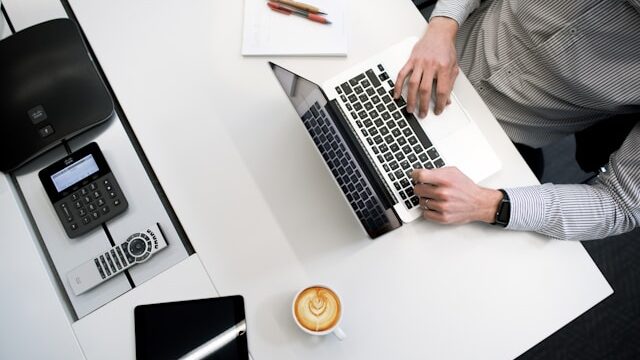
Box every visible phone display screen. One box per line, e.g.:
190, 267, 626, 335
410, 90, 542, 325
50, 154, 99, 192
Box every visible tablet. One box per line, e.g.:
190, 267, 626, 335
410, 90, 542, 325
134, 296, 249, 360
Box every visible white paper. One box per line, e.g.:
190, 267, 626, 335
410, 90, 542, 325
242, 0, 347, 56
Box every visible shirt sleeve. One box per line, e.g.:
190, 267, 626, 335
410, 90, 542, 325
503, 122, 640, 241
430, 0, 481, 26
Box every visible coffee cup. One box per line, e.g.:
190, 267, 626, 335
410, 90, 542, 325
292, 285, 346, 340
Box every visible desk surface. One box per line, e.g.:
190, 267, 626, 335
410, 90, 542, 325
25, 0, 613, 358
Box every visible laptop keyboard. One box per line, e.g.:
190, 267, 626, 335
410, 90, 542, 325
302, 102, 391, 231
335, 65, 445, 211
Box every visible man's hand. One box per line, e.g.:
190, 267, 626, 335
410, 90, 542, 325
412, 167, 503, 224
394, 17, 460, 118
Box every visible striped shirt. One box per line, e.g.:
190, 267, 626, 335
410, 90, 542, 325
431, 0, 640, 240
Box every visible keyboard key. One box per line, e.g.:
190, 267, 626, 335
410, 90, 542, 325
359, 94, 368, 102
402, 128, 413, 137
424, 161, 434, 169
405, 200, 412, 208
411, 196, 420, 206
351, 112, 358, 119
412, 162, 422, 169
374, 118, 384, 127
390, 144, 400, 153
408, 154, 418, 163
377, 87, 386, 96
341, 83, 353, 95
394, 169, 404, 179
397, 119, 408, 128
408, 136, 418, 145
390, 161, 399, 170
371, 96, 380, 104
379, 127, 389, 136
382, 112, 391, 120
354, 102, 363, 111
365, 69, 381, 87
413, 144, 424, 153
419, 153, 429, 162
348, 94, 357, 103
362, 79, 371, 88
366, 88, 375, 96
388, 80, 394, 87
384, 135, 394, 144
384, 152, 394, 162
434, 158, 445, 168
402, 145, 412, 154
394, 182, 402, 190
397, 137, 407, 146
401, 161, 410, 170
373, 135, 383, 144
387, 103, 397, 112
379, 72, 389, 81
394, 152, 404, 161
350, 74, 365, 86
376, 103, 386, 112
340, 95, 347, 102
427, 147, 440, 159
378, 64, 384, 71
379, 144, 388, 152
400, 179, 410, 188
364, 102, 373, 111
363, 119, 373, 128
358, 111, 367, 119
336, 86, 343, 94
382, 95, 392, 104
392, 112, 402, 120
369, 110, 378, 118
354, 86, 363, 94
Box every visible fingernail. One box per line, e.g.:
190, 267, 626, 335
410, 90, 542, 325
407, 106, 414, 112
419, 112, 426, 117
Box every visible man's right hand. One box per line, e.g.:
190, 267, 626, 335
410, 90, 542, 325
394, 17, 460, 118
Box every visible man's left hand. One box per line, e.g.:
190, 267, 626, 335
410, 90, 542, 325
412, 167, 503, 224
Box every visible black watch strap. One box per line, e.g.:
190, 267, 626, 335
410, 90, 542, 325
492, 189, 511, 227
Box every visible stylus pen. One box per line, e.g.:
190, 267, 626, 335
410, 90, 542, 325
178, 320, 247, 360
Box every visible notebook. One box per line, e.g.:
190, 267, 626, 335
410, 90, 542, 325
242, 0, 347, 56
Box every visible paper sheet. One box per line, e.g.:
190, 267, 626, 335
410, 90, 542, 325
242, 0, 347, 56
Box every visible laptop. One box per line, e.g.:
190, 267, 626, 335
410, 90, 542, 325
269, 37, 501, 238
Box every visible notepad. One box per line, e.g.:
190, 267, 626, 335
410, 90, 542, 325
242, 0, 347, 56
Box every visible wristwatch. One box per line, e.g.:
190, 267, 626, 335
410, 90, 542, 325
492, 189, 511, 227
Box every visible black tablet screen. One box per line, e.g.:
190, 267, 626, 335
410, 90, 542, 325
135, 296, 248, 360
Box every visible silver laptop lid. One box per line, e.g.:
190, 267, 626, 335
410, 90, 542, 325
269, 62, 401, 239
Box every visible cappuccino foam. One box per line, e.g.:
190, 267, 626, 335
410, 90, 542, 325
294, 286, 341, 332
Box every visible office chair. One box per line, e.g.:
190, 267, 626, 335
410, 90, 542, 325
574, 113, 638, 174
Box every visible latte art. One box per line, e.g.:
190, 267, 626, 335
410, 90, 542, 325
294, 286, 341, 332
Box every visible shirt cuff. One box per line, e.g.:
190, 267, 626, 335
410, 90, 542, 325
503, 186, 548, 232
429, 0, 480, 26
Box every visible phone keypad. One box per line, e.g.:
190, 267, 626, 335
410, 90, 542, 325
54, 173, 128, 238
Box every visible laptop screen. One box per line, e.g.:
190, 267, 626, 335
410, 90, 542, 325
269, 62, 401, 238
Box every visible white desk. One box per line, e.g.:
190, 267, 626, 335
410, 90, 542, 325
3, 0, 613, 359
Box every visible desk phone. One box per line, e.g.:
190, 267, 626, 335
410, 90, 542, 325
39, 142, 128, 238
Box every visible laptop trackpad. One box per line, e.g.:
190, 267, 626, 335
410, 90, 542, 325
414, 93, 470, 140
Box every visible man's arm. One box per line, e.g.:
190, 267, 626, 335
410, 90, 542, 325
394, 0, 480, 118
505, 123, 640, 240
430, 0, 481, 27
412, 123, 640, 241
